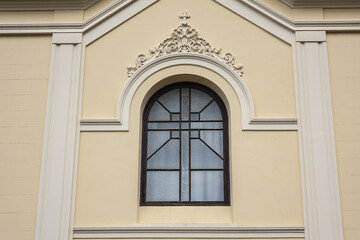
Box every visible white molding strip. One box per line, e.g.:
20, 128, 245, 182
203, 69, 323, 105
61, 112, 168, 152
0, 0, 98, 10
80, 53, 298, 132
293, 32, 344, 240
53, 32, 83, 44
244, 0, 360, 32
295, 31, 326, 42
215, 0, 295, 44
0, 0, 360, 34
35, 33, 83, 240
281, 0, 360, 8
73, 226, 305, 239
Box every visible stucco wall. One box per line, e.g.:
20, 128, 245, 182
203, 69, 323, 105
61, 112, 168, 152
0, 36, 51, 240
328, 33, 360, 240
75, 0, 302, 229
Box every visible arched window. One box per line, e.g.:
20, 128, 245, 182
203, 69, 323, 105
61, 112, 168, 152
140, 82, 230, 206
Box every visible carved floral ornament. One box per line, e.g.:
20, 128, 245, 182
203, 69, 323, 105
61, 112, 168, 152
127, 12, 244, 77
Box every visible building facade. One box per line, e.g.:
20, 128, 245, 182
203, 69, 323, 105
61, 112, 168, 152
0, 0, 360, 240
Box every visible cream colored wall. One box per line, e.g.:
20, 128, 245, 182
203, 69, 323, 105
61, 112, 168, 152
0, 11, 55, 22
327, 33, 360, 240
76, 0, 302, 228
0, 36, 51, 240
0, 10, 83, 22
324, 9, 360, 19
76, 65, 303, 227
81, 0, 296, 119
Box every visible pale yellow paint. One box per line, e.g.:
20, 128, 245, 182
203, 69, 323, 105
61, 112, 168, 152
292, 8, 324, 20
83, 0, 116, 20
75, 65, 303, 226
54, 10, 84, 22
0, 36, 51, 240
324, 9, 360, 19
0, 11, 54, 22
139, 207, 233, 223
82, 0, 296, 119
327, 33, 360, 240
260, 0, 293, 18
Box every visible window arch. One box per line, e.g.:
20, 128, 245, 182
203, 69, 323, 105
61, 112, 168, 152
140, 82, 230, 206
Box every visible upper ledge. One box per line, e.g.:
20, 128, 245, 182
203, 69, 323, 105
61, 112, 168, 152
1, 0, 360, 34
0, 0, 99, 10
281, 0, 360, 8
73, 225, 305, 239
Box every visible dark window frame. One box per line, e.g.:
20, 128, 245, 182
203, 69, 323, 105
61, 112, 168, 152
140, 82, 230, 206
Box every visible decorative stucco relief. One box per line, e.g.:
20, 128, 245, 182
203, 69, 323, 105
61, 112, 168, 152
127, 12, 244, 77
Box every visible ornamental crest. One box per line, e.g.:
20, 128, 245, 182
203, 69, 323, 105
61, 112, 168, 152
127, 12, 244, 77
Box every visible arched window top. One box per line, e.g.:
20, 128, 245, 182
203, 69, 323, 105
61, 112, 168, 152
141, 82, 230, 206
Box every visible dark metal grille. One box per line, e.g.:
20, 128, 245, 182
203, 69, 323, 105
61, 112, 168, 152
141, 82, 230, 206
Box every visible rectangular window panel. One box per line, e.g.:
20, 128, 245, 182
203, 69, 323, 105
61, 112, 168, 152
147, 139, 180, 169
191, 122, 222, 129
146, 171, 179, 201
181, 131, 190, 201
181, 122, 189, 129
148, 122, 179, 130
191, 171, 224, 201
147, 131, 170, 158
191, 139, 223, 169
181, 88, 189, 120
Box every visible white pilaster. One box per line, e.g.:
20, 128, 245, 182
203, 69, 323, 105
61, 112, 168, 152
35, 33, 82, 240
293, 31, 343, 240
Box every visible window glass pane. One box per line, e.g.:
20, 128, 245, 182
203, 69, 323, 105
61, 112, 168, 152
158, 89, 180, 112
172, 113, 180, 121
146, 171, 179, 201
147, 131, 170, 157
191, 113, 199, 121
148, 101, 170, 121
191, 88, 212, 112
191, 122, 222, 129
181, 88, 189, 120
191, 139, 223, 169
181, 122, 189, 129
200, 101, 222, 120
190, 130, 199, 138
191, 171, 224, 201
148, 122, 179, 130
171, 130, 180, 139
147, 139, 180, 169
200, 130, 223, 158
181, 131, 189, 201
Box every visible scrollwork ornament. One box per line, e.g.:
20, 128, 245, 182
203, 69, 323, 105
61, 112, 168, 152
127, 12, 244, 77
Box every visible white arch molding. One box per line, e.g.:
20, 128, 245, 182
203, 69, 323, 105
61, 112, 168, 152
80, 53, 297, 131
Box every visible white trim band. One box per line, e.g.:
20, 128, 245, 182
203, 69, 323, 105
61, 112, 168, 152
73, 226, 305, 239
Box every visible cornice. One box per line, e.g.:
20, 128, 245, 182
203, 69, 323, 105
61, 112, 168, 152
0, 0, 99, 10
0, 0, 137, 34
245, 0, 360, 31
1, 0, 360, 34
281, 0, 360, 8
73, 226, 305, 239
